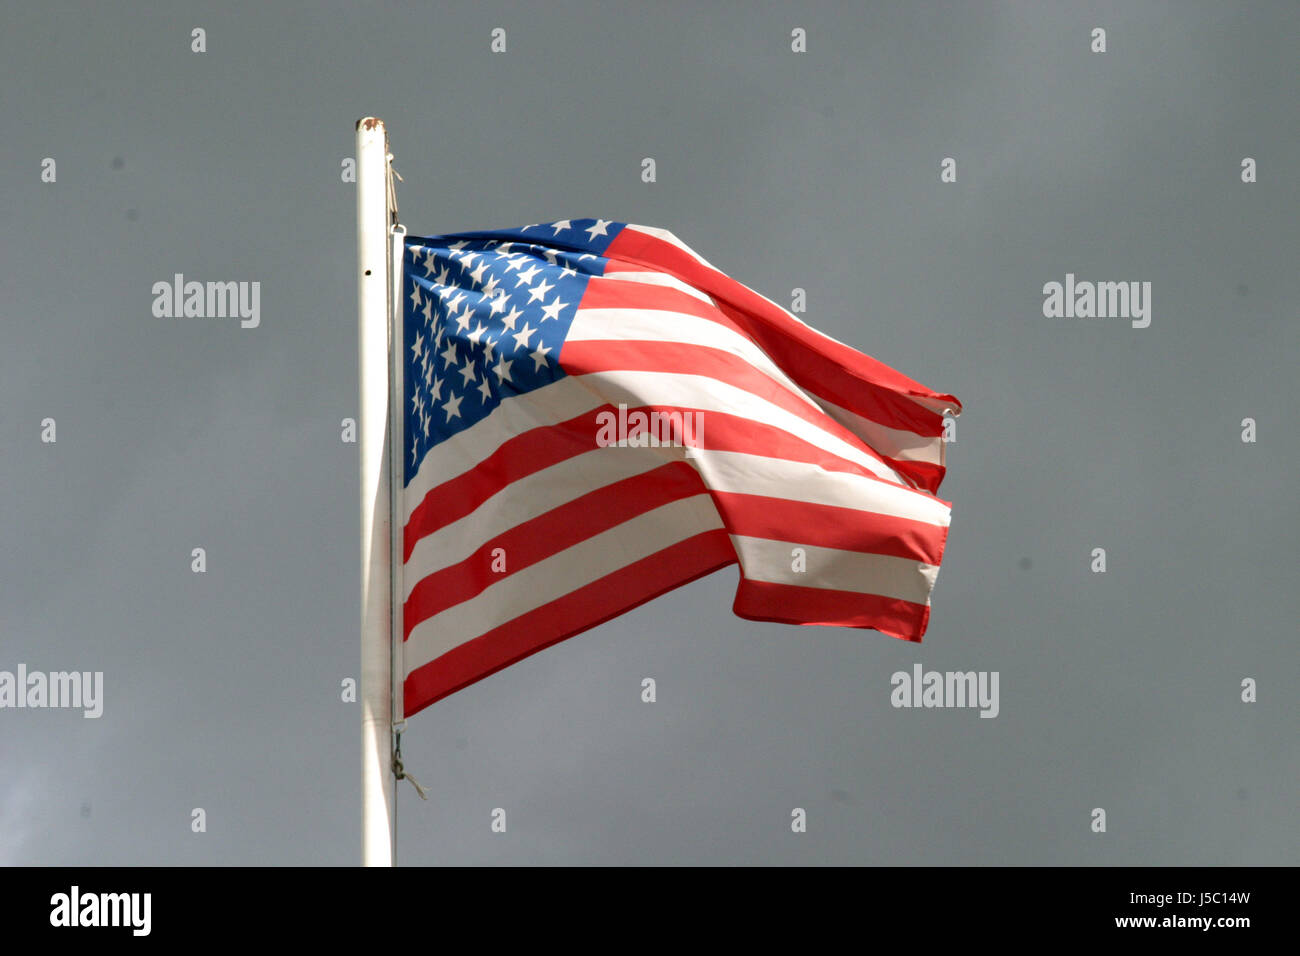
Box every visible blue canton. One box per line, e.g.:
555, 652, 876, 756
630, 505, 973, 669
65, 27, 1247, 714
402, 218, 625, 485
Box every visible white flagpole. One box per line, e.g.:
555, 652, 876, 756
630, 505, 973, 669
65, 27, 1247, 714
357, 116, 395, 866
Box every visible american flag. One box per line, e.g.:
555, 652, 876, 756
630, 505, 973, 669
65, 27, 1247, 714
399, 219, 961, 718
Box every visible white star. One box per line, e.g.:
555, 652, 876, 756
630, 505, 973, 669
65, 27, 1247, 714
527, 279, 554, 303
409, 283, 422, 309
422, 249, 438, 275
550, 220, 572, 235
453, 307, 472, 333
429, 375, 444, 403
422, 410, 431, 438
448, 240, 469, 253
477, 377, 492, 402
467, 322, 488, 345
411, 442, 419, 466
442, 392, 463, 421
495, 242, 515, 256
515, 264, 541, 287
500, 306, 523, 331
458, 357, 477, 386
411, 389, 422, 414
433, 265, 450, 286
441, 341, 457, 366
539, 298, 568, 322
512, 322, 537, 349
486, 291, 509, 318
445, 292, 466, 313
494, 356, 514, 383
410, 330, 425, 360
421, 297, 434, 325
543, 249, 558, 266
481, 275, 501, 297
585, 219, 612, 240
560, 263, 577, 279
459, 251, 479, 269
409, 245, 423, 261
578, 253, 597, 262
423, 355, 435, 386
469, 261, 488, 286
502, 256, 526, 273
530, 343, 552, 371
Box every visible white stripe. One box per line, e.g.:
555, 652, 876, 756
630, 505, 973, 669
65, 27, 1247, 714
626, 223, 852, 349
405, 293, 943, 522
574, 368, 911, 486
403, 447, 668, 601
816, 396, 945, 466
731, 535, 939, 606
695, 449, 951, 526
404, 494, 724, 674
598, 269, 715, 305
403, 442, 944, 608
625, 224, 718, 271
402, 359, 919, 527
627, 224, 960, 423
404, 363, 942, 534
403, 376, 600, 522
568, 307, 825, 416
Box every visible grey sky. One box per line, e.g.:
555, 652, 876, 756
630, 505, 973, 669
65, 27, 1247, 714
1, 1, 1295, 864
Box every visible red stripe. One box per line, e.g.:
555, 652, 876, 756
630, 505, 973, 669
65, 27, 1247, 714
600, 259, 658, 274
883, 458, 945, 496
603, 229, 961, 435
582, 275, 721, 321
404, 461, 707, 638
404, 529, 736, 716
402, 400, 950, 574
582, 276, 951, 493
714, 491, 948, 566
403, 409, 601, 562
629, 407, 947, 505
733, 579, 931, 642
560, 339, 907, 480
584, 273, 950, 441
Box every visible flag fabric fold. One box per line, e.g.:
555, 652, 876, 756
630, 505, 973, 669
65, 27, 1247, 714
399, 219, 961, 718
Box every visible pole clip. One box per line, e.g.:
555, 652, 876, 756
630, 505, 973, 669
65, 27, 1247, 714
392, 725, 429, 800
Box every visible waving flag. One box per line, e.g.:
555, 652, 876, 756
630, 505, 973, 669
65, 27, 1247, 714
398, 219, 961, 718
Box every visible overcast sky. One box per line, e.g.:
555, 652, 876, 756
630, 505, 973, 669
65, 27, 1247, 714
1, 1, 1295, 865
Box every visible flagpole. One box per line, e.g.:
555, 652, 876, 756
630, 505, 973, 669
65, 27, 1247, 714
357, 116, 395, 866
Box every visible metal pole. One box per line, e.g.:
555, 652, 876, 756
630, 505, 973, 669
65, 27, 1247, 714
357, 116, 395, 866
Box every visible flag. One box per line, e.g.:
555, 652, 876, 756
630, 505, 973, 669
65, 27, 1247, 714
399, 219, 961, 718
